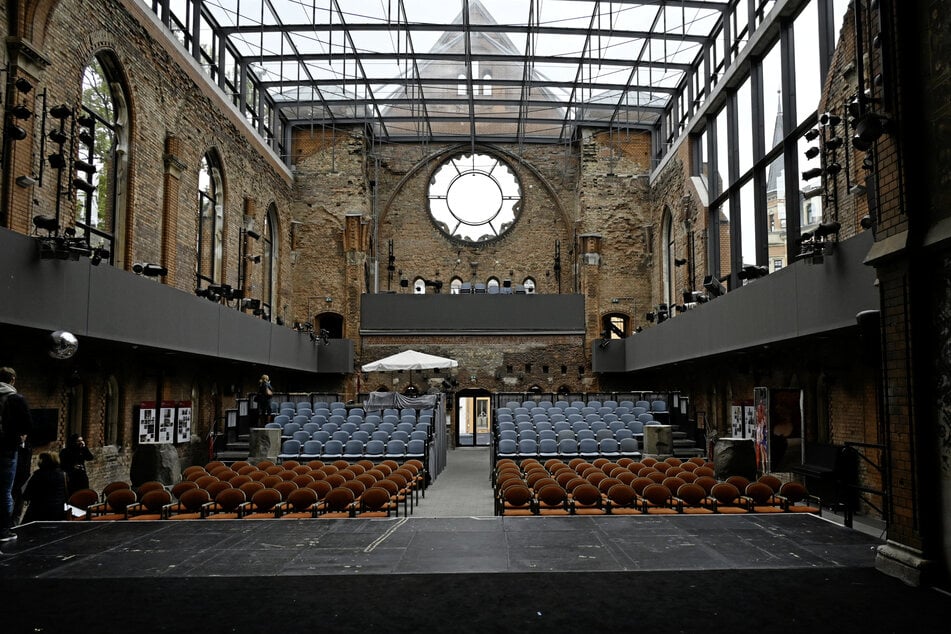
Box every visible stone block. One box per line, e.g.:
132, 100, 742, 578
713, 437, 756, 481
130, 443, 181, 487
643, 424, 673, 456
249, 427, 281, 462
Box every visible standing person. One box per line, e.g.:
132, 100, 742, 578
0, 366, 32, 541
59, 434, 94, 495
22, 452, 68, 523
256, 374, 273, 425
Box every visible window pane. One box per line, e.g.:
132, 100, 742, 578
737, 76, 753, 176
766, 154, 788, 269
716, 198, 731, 281
793, 1, 821, 125
762, 44, 784, 153
715, 106, 730, 194
739, 180, 757, 270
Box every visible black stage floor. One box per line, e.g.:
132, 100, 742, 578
2, 514, 948, 633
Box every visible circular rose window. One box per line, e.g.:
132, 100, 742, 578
427, 152, 521, 242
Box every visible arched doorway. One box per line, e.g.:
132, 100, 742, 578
455, 388, 492, 447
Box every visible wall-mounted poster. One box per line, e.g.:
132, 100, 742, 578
731, 405, 743, 437
138, 402, 157, 444
753, 387, 770, 474
158, 401, 176, 444
176, 401, 193, 444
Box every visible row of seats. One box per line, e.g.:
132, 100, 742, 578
71, 458, 426, 521
501, 399, 667, 413
272, 418, 432, 441
496, 436, 641, 461
277, 437, 427, 462
494, 456, 821, 516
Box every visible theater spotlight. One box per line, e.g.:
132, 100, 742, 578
245, 254, 261, 264
813, 221, 842, 238
132, 262, 167, 277
703, 274, 726, 298
48, 129, 69, 145
852, 114, 887, 152
49, 104, 72, 120
819, 112, 841, 126
245, 228, 261, 240
802, 167, 824, 181
645, 311, 656, 323
804, 128, 820, 142
74, 159, 97, 175
73, 178, 96, 194
14, 77, 33, 93
32, 214, 59, 235
89, 246, 109, 266
825, 137, 844, 151
804, 146, 820, 160
825, 163, 842, 177
48, 153, 67, 169
10, 104, 32, 119
242, 298, 261, 311
674, 257, 688, 267
738, 265, 769, 281
5, 123, 27, 141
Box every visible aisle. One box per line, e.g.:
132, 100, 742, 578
413, 446, 495, 517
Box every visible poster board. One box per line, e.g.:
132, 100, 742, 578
138, 402, 157, 444
176, 401, 192, 444
731, 405, 743, 437
158, 401, 176, 444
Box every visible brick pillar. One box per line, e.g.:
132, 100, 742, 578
162, 135, 186, 285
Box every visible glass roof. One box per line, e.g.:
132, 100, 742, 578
152, 0, 731, 145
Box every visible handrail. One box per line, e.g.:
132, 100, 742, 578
842, 441, 887, 530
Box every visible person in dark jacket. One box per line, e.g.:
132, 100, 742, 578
1, 366, 32, 541
22, 452, 68, 523
59, 433, 94, 495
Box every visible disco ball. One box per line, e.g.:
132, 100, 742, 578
49, 330, 79, 360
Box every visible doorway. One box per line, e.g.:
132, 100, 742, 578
456, 389, 492, 447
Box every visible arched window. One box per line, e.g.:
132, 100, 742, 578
450, 277, 463, 294
482, 72, 493, 96
486, 277, 500, 293
197, 152, 225, 287
662, 208, 675, 310
316, 312, 343, 339
602, 313, 629, 339
414, 277, 426, 294
77, 53, 129, 267
261, 203, 278, 320
522, 277, 536, 294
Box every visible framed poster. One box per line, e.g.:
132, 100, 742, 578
176, 401, 192, 444
138, 402, 157, 444
158, 401, 176, 444
753, 387, 770, 474
238, 398, 249, 417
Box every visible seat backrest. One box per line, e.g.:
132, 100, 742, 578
365, 439, 385, 455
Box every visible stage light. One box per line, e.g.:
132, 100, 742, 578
48, 129, 68, 145
852, 114, 887, 152
74, 159, 97, 175
132, 262, 167, 277
703, 274, 726, 298
825, 137, 843, 151
804, 146, 820, 159
819, 112, 841, 126
245, 228, 261, 240
14, 77, 33, 93
738, 265, 769, 281
804, 128, 820, 142
32, 214, 59, 234
10, 104, 32, 119
245, 254, 261, 264
674, 257, 687, 267
813, 221, 841, 238
73, 178, 96, 194
49, 104, 72, 120
825, 163, 842, 177
802, 167, 824, 181
5, 123, 27, 141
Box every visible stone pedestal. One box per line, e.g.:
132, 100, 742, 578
643, 424, 673, 456
130, 443, 181, 487
713, 437, 756, 480
249, 427, 281, 462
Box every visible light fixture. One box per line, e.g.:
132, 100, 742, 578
48, 153, 67, 169
804, 128, 820, 142
32, 214, 59, 234
48, 129, 68, 145
73, 178, 96, 194
10, 104, 32, 119
15, 175, 36, 188
49, 104, 72, 120
852, 114, 887, 152
245, 254, 261, 264
674, 257, 687, 267
89, 246, 109, 266
802, 167, 824, 181
14, 77, 33, 93
804, 146, 820, 159
703, 274, 726, 298
246, 228, 261, 240
819, 112, 841, 126
242, 298, 261, 310
133, 262, 167, 277
813, 221, 841, 238
825, 137, 844, 151
74, 159, 97, 175
5, 123, 27, 141
825, 163, 842, 177
738, 265, 769, 281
